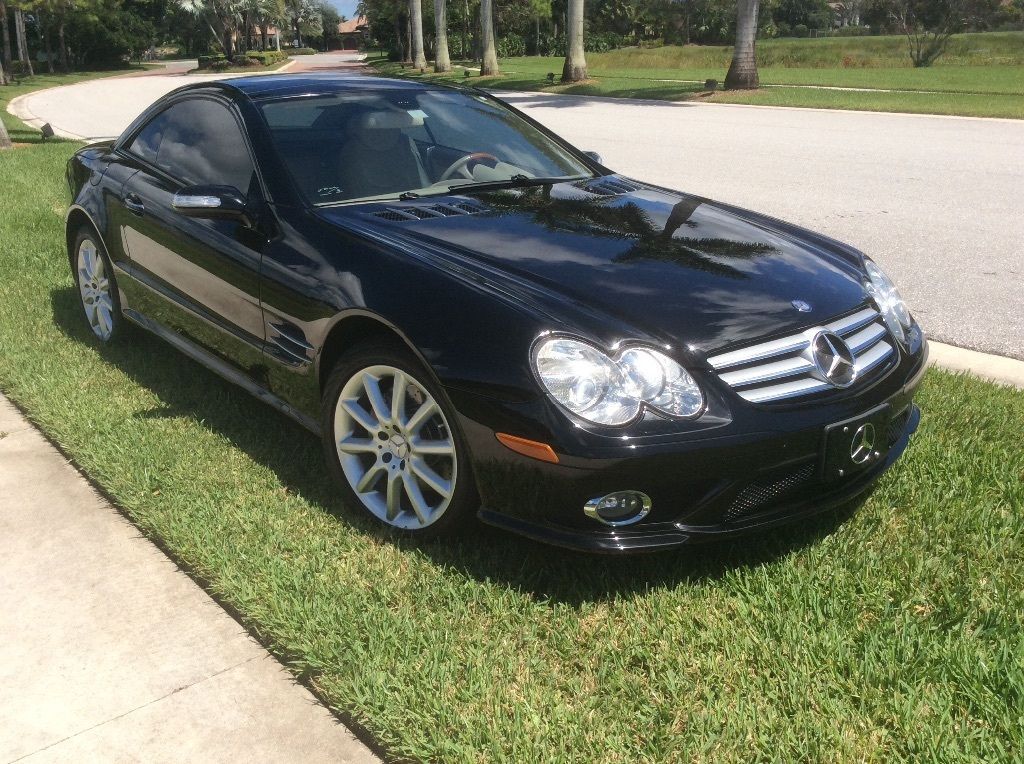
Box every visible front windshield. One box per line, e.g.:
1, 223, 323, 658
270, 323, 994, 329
259, 88, 594, 205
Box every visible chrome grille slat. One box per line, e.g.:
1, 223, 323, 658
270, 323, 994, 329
738, 378, 832, 404
707, 306, 897, 404
707, 336, 809, 371
846, 322, 886, 354
854, 340, 893, 375
826, 307, 878, 335
719, 355, 815, 387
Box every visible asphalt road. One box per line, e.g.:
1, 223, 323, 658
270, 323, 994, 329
12, 54, 1023, 359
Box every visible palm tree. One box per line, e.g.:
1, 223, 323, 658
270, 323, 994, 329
177, 0, 242, 59
725, 0, 760, 90
0, 111, 11, 149
408, 0, 426, 68
0, 0, 13, 77
562, 0, 586, 82
479, 0, 498, 75
433, 0, 450, 72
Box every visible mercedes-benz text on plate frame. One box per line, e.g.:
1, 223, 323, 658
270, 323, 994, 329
63, 73, 928, 552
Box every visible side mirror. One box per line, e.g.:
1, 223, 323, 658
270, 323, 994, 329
172, 185, 250, 225
583, 151, 603, 166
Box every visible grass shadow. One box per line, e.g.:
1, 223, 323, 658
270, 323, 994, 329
52, 285, 865, 607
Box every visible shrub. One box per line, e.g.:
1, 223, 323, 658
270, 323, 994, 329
242, 49, 287, 66
832, 25, 871, 37
794, 23, 810, 37
585, 32, 628, 52
291, 47, 317, 55
197, 54, 227, 69
496, 33, 526, 58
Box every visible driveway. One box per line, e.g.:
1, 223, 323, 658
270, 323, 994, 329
11, 54, 1023, 359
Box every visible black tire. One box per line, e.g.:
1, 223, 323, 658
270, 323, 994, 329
71, 226, 123, 343
321, 340, 477, 537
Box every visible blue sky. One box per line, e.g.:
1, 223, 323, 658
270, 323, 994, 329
328, 0, 360, 21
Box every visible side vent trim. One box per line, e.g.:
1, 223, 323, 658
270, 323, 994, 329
369, 200, 488, 222
579, 177, 642, 196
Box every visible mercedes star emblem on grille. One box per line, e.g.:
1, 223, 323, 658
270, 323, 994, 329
811, 331, 857, 388
850, 422, 876, 464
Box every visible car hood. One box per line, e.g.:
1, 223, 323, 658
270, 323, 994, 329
318, 180, 872, 357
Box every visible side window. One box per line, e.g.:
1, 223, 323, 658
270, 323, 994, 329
127, 98, 256, 193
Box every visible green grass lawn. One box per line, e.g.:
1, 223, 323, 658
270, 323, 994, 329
2, 87, 1023, 760
369, 32, 1024, 118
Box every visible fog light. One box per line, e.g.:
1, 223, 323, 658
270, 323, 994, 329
584, 491, 652, 527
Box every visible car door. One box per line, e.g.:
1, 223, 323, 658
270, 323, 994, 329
116, 95, 270, 375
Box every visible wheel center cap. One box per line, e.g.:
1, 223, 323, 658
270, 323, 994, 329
388, 434, 409, 459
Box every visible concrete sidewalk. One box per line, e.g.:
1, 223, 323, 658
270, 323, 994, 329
0, 394, 379, 763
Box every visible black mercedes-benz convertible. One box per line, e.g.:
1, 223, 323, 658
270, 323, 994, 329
65, 74, 927, 552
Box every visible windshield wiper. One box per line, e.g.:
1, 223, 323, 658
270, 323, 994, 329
447, 175, 585, 193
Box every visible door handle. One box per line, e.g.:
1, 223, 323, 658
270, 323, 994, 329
123, 193, 145, 215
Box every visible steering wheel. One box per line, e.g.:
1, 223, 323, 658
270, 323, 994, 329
439, 152, 500, 181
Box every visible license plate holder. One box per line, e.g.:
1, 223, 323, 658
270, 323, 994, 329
821, 403, 891, 481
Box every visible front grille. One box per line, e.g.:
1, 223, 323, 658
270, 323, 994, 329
887, 406, 911, 447
725, 462, 817, 523
706, 307, 896, 404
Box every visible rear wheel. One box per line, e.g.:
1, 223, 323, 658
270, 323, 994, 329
321, 344, 475, 535
72, 228, 122, 342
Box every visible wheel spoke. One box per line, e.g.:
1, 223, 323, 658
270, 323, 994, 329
385, 472, 403, 520
97, 304, 113, 335
402, 472, 431, 524
337, 436, 377, 454
341, 398, 378, 433
410, 457, 452, 499
410, 438, 454, 456
405, 399, 438, 436
363, 373, 392, 426
391, 371, 407, 428
356, 462, 386, 493
81, 248, 95, 279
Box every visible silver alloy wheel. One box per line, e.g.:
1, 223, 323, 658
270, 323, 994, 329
76, 238, 115, 341
333, 364, 457, 530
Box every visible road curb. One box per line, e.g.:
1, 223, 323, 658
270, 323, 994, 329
928, 341, 1024, 389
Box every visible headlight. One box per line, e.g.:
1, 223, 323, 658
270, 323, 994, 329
533, 337, 704, 426
864, 260, 912, 343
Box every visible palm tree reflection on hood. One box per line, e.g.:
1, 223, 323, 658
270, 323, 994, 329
485, 188, 775, 279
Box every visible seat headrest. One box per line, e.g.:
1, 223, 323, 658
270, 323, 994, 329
358, 110, 424, 131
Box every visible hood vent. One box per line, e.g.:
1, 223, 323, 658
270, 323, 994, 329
579, 177, 641, 197
370, 200, 488, 222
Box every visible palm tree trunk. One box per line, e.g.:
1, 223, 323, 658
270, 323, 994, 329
404, 12, 412, 63
561, 0, 586, 82
479, 0, 498, 75
41, 10, 54, 73
14, 8, 33, 76
0, 0, 13, 75
58, 15, 68, 72
0, 58, 9, 88
461, 0, 467, 61
393, 13, 406, 61
261, 24, 268, 51
433, 0, 450, 72
725, 0, 759, 90
0, 114, 12, 148
409, 0, 426, 69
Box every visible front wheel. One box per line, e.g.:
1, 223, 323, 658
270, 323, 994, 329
72, 227, 122, 342
321, 344, 476, 536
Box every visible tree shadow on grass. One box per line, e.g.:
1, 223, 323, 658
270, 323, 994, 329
52, 285, 866, 607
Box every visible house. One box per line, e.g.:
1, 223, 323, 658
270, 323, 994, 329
336, 16, 369, 50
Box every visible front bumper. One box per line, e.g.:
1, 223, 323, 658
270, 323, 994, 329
479, 404, 919, 552
459, 341, 928, 553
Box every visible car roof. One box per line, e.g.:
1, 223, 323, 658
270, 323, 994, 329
200, 74, 449, 101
